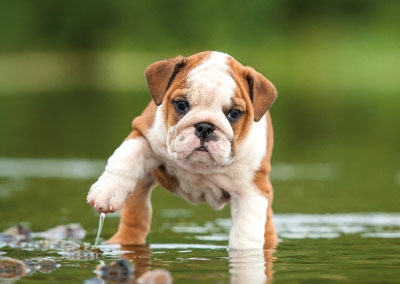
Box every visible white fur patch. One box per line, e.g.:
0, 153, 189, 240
165, 52, 237, 169
235, 115, 268, 172
187, 52, 236, 111
87, 138, 159, 212
229, 192, 268, 249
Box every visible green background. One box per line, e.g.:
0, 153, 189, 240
1, 1, 400, 283
1, 0, 399, 217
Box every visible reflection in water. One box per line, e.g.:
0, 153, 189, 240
2, 168, 400, 284
96, 245, 172, 284
229, 249, 275, 284
119, 245, 152, 278
95, 258, 135, 283
108, 244, 275, 284
92, 212, 400, 283
2, 218, 400, 283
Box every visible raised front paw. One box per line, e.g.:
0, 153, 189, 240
87, 176, 131, 213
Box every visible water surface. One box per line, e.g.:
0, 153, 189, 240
1, 158, 399, 283
1, 92, 399, 283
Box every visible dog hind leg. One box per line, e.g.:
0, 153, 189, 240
107, 173, 156, 245
264, 206, 279, 249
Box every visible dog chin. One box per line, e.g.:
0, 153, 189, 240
184, 146, 235, 169
187, 150, 216, 167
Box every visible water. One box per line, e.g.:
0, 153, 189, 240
94, 213, 105, 248
1, 207, 399, 282
1, 92, 400, 283
0, 156, 399, 283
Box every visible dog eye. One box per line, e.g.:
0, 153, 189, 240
227, 109, 243, 122
173, 100, 190, 115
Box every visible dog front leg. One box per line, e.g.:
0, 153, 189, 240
87, 137, 159, 213
107, 173, 156, 244
228, 192, 268, 250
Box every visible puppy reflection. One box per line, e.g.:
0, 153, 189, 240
229, 249, 275, 284
94, 245, 171, 284
99, 245, 275, 284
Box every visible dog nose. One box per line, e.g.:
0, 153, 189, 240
195, 122, 215, 140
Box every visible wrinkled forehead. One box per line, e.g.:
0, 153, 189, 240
186, 52, 237, 107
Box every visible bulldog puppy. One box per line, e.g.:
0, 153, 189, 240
87, 51, 278, 250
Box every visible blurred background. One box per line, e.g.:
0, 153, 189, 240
0, 0, 399, 229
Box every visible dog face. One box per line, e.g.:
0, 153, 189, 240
145, 51, 277, 169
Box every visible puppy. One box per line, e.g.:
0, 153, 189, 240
87, 51, 278, 249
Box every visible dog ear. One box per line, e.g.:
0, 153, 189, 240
145, 56, 186, 106
245, 67, 277, 122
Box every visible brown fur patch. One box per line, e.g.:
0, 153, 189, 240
226, 56, 255, 145
107, 174, 156, 245
151, 165, 180, 193
162, 51, 212, 129
127, 101, 158, 140
251, 112, 278, 249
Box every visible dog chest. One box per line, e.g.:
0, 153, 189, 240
152, 164, 230, 210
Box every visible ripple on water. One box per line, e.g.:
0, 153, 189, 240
165, 213, 400, 241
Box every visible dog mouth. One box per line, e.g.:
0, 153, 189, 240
195, 145, 209, 152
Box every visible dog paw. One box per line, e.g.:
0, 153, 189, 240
87, 176, 131, 213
